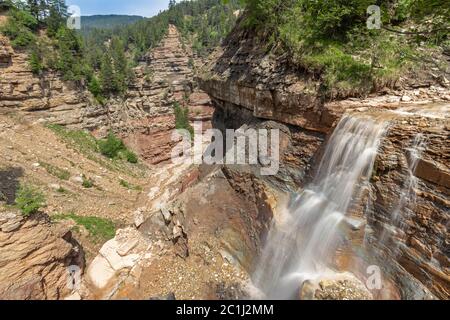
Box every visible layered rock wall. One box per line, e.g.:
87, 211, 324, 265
0, 36, 99, 127
199, 24, 450, 299
0, 211, 84, 300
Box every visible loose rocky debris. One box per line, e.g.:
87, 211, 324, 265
299, 274, 373, 300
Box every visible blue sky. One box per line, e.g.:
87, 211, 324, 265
66, 0, 171, 17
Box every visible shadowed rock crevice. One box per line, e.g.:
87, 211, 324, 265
0, 166, 23, 205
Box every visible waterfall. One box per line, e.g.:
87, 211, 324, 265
252, 116, 387, 299
379, 134, 427, 251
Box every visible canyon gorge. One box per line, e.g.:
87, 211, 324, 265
0, 5, 449, 301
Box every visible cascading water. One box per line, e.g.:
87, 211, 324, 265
252, 116, 387, 299
379, 134, 427, 251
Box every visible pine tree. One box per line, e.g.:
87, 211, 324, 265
99, 52, 116, 94
110, 37, 128, 94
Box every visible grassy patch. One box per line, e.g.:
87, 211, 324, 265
52, 213, 116, 242
15, 184, 46, 217
47, 125, 143, 175
119, 179, 143, 191
46, 124, 99, 155
81, 175, 94, 188
39, 162, 70, 180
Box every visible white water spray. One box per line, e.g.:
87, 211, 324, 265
379, 134, 427, 250
252, 116, 387, 299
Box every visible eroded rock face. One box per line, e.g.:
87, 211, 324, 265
0, 27, 213, 166
0, 35, 98, 127
363, 111, 450, 300
199, 19, 449, 299
0, 211, 84, 300
104, 25, 214, 164
199, 20, 450, 135
85, 227, 153, 299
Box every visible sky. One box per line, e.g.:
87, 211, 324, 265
66, 0, 171, 18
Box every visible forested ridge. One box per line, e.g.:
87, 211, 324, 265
0, 0, 241, 101
1, 0, 448, 100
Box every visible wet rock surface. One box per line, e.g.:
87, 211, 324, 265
199, 19, 449, 299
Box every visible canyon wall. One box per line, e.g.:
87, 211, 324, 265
112, 25, 213, 165
1, 25, 213, 165
0, 35, 100, 128
199, 24, 450, 299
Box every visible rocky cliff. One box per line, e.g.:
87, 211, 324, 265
0, 24, 213, 165
199, 23, 450, 299
0, 210, 83, 300
0, 35, 100, 128
109, 25, 214, 165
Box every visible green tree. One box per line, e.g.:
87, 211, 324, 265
110, 37, 128, 94
99, 52, 116, 94
29, 48, 43, 74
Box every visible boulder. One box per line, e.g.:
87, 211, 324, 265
86, 227, 152, 294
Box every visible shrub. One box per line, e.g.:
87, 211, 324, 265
123, 150, 138, 164
87, 76, 102, 98
81, 175, 94, 188
15, 184, 45, 216
98, 132, 138, 163
174, 102, 194, 138
29, 50, 43, 74
98, 132, 125, 159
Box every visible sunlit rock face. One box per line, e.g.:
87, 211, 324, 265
0, 211, 84, 300
0, 35, 96, 127
363, 106, 450, 300
199, 17, 449, 299
104, 25, 214, 165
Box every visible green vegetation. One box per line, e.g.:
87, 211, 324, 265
15, 184, 46, 216
82, 0, 242, 75
1, 0, 241, 98
46, 124, 99, 155
241, 0, 449, 97
0, 6, 38, 48
174, 102, 194, 138
81, 175, 94, 188
98, 132, 138, 163
47, 125, 139, 173
119, 179, 142, 191
52, 213, 116, 242
39, 162, 70, 180
56, 186, 68, 194
0, 1, 92, 83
